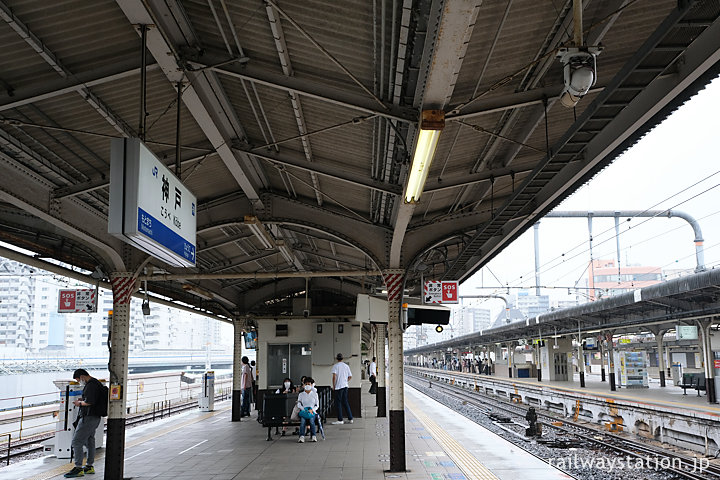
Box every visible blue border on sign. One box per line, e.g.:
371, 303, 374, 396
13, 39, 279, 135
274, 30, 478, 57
137, 207, 196, 262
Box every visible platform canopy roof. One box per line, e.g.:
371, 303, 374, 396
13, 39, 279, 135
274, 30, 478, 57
0, 0, 718, 320
404, 268, 720, 354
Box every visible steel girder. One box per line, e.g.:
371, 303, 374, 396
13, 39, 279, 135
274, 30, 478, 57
443, 3, 720, 282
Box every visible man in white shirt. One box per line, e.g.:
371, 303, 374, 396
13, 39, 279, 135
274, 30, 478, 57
330, 353, 353, 424
368, 357, 377, 394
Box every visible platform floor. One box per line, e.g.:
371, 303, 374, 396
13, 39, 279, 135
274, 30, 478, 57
6, 382, 571, 480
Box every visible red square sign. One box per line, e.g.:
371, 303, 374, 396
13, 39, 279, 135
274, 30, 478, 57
58, 290, 76, 312
441, 281, 458, 303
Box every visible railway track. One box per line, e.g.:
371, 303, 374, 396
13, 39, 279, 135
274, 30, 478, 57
406, 369, 720, 480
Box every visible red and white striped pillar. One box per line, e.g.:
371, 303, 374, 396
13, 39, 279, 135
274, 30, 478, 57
105, 272, 138, 480
383, 269, 406, 472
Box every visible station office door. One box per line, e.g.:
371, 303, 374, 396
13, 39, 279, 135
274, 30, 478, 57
267, 344, 312, 388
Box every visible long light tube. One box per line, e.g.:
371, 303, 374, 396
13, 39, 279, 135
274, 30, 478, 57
244, 215, 275, 250
405, 110, 444, 203
405, 130, 441, 203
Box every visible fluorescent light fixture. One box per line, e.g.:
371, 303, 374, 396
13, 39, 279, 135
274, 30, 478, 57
276, 239, 294, 264
404, 110, 444, 203
244, 215, 275, 250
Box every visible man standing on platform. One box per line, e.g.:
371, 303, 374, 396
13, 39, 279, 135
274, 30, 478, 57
331, 353, 353, 424
64, 369, 107, 478
240, 356, 253, 417
368, 357, 377, 394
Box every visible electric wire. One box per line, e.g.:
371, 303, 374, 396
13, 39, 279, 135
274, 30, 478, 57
503, 169, 720, 288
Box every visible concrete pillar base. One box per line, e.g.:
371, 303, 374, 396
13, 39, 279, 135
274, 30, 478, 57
104, 418, 126, 480
377, 386, 386, 417
232, 390, 242, 421
388, 409, 406, 472
707, 377, 717, 404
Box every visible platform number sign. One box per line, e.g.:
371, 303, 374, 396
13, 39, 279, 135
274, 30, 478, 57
441, 281, 458, 303
58, 289, 97, 313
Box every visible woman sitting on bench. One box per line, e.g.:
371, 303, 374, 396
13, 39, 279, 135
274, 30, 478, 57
297, 377, 319, 443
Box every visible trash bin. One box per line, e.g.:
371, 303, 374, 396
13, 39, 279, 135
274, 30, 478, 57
670, 363, 683, 386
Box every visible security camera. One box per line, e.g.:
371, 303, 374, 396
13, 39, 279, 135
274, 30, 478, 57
557, 47, 602, 108
302, 309, 310, 318
142, 300, 151, 316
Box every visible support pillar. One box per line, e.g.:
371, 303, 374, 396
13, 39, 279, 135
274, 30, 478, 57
653, 329, 667, 387
578, 336, 586, 388
697, 319, 717, 404
606, 332, 616, 391
384, 270, 405, 472
600, 338, 606, 382
376, 323, 386, 416
506, 343, 513, 378
105, 273, 137, 480
232, 319, 243, 421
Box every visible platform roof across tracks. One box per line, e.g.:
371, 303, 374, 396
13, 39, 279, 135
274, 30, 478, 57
0, 0, 718, 320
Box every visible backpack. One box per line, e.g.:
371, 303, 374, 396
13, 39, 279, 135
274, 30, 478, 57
97, 383, 109, 417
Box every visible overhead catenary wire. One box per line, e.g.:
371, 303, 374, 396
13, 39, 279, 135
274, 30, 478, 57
503, 170, 720, 289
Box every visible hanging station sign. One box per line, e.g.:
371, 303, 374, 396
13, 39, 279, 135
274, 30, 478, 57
109, 138, 196, 267
58, 289, 98, 313
423, 280, 459, 304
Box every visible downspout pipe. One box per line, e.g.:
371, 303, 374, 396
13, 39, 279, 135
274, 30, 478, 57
545, 210, 705, 272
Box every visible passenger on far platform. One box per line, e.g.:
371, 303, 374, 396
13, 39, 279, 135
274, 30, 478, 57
331, 353, 353, 425
240, 356, 253, 417
297, 377, 319, 443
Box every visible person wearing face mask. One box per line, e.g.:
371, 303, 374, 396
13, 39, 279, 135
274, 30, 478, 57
296, 377, 319, 443
64, 369, 107, 478
275, 378, 295, 394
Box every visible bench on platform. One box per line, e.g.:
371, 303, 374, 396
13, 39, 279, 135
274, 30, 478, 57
679, 373, 706, 396
261, 387, 331, 441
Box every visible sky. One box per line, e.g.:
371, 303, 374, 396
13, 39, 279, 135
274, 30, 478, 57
458, 74, 720, 320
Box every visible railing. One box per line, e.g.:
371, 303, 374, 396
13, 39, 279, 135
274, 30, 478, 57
0, 376, 234, 442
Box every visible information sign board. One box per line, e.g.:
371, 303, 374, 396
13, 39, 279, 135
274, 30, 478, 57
676, 325, 698, 340
58, 289, 97, 313
109, 138, 196, 267
424, 280, 442, 303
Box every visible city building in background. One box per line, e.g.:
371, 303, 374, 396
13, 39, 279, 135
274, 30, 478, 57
0, 258, 231, 358
587, 259, 663, 298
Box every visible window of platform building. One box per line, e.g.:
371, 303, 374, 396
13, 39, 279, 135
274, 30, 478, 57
267, 343, 312, 388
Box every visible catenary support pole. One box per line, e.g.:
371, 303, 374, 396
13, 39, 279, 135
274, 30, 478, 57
104, 273, 137, 480
384, 270, 405, 472
376, 323, 386, 415
232, 319, 243, 421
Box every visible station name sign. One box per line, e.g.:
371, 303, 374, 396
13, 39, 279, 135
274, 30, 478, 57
109, 138, 196, 267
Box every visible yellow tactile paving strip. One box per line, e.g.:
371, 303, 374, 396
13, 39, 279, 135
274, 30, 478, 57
23, 406, 231, 480
405, 397, 499, 480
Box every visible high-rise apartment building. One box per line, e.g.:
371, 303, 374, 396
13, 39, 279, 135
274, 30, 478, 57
0, 258, 230, 356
